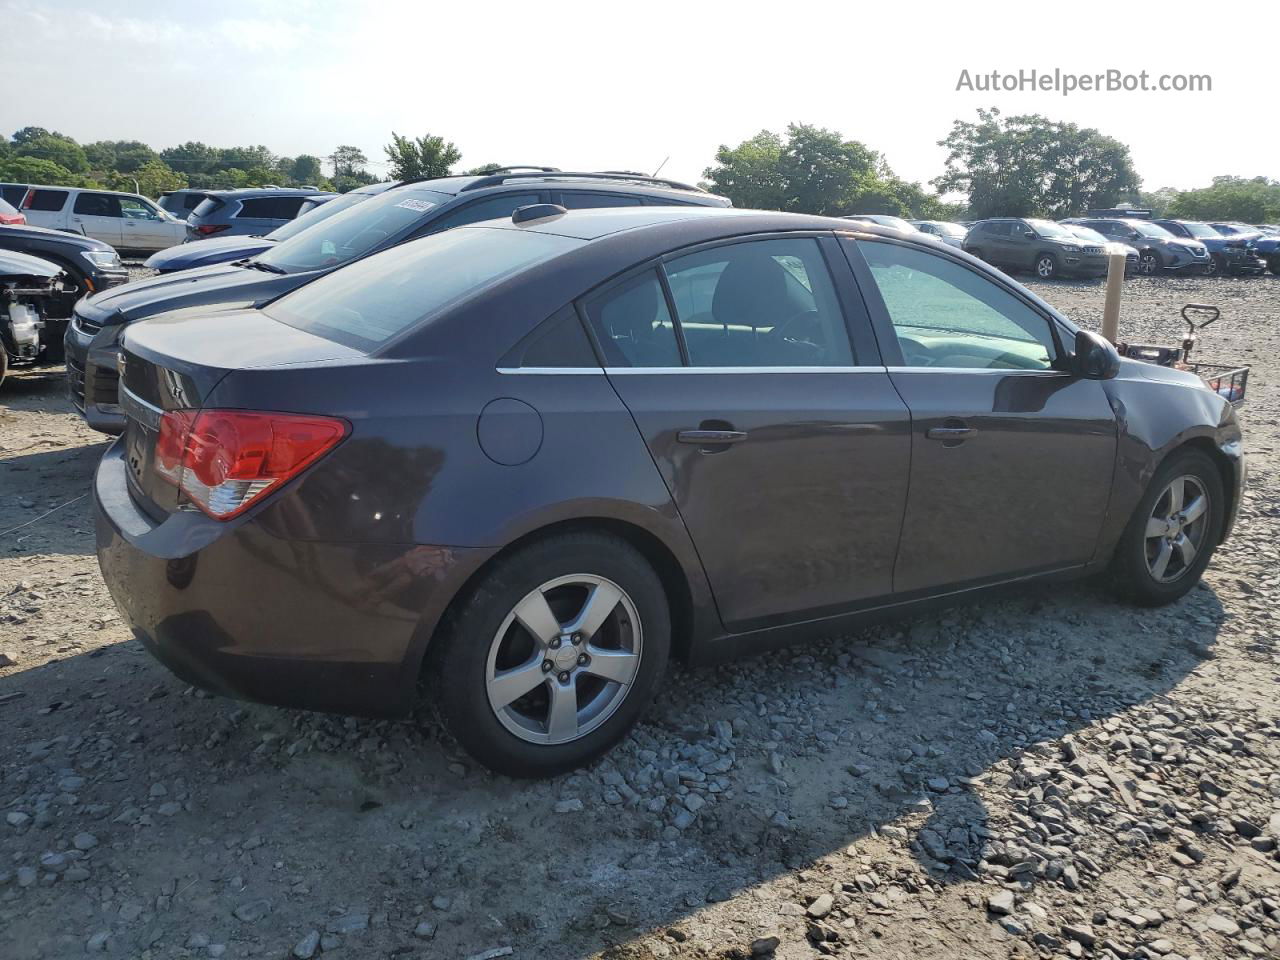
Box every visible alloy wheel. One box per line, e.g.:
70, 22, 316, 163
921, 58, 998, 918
485, 574, 642, 745
1144, 475, 1210, 583
1139, 252, 1159, 275
1036, 256, 1056, 278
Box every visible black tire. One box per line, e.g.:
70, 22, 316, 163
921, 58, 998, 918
1206, 254, 1224, 277
430, 532, 670, 777
1137, 249, 1162, 276
1109, 449, 1224, 606
1034, 253, 1059, 280
0, 345, 8, 389
967, 247, 986, 262
1268, 256, 1280, 276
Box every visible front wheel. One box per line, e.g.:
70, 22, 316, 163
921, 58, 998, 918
1268, 256, 1280, 276
431, 532, 670, 777
1206, 254, 1223, 277
1137, 250, 1162, 276
1109, 449, 1224, 606
1034, 253, 1059, 279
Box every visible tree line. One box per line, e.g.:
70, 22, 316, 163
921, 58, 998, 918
1, 112, 1275, 223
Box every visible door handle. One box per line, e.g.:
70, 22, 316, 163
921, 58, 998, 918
678, 429, 748, 445
926, 426, 976, 442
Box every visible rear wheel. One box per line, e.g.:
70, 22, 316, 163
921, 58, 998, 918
1268, 256, 1280, 276
1034, 253, 1059, 279
1206, 254, 1224, 277
1109, 449, 1223, 606
431, 532, 670, 777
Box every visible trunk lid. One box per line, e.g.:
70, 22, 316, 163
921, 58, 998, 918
119, 309, 362, 517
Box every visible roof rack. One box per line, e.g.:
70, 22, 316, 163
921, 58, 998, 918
459, 170, 706, 193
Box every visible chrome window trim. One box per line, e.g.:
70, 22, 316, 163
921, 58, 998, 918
605, 365, 889, 375
885, 366, 1066, 376
496, 367, 605, 375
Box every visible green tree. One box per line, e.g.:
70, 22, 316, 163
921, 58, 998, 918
219, 145, 275, 172
383, 131, 460, 181
328, 144, 369, 179
934, 108, 1141, 219
11, 126, 52, 146
1166, 177, 1280, 223
15, 134, 89, 174
83, 141, 118, 171
0, 155, 78, 185
106, 159, 186, 198
109, 140, 158, 173
160, 141, 220, 176
291, 154, 323, 184
702, 130, 789, 210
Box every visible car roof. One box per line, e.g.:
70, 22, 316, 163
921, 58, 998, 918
205, 187, 337, 198
397, 172, 724, 203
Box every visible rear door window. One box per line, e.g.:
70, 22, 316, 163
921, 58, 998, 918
559, 192, 645, 209
238, 196, 307, 219
192, 196, 227, 218
74, 193, 123, 217
26, 189, 68, 212
426, 193, 542, 231
1, 185, 27, 206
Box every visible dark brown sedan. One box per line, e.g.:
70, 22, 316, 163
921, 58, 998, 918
95, 207, 1245, 776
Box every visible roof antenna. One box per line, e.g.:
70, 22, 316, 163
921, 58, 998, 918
651, 156, 670, 178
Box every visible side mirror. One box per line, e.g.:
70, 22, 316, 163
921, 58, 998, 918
1023, 229, 1036, 238
1074, 329, 1121, 380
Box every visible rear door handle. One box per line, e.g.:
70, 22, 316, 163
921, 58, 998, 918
926, 426, 975, 440
678, 429, 748, 445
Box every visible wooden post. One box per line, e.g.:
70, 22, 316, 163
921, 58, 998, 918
1101, 251, 1126, 344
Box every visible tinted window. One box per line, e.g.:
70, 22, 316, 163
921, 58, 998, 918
861, 241, 1056, 370
74, 193, 121, 217
184, 193, 206, 210
27, 190, 68, 212
119, 197, 160, 220
559, 192, 644, 210
663, 238, 853, 367
266, 192, 368, 242
584, 270, 682, 368
267, 226, 582, 351
1, 186, 26, 206
238, 196, 306, 219
515, 308, 598, 368
981, 222, 1010, 237
256, 187, 451, 273
192, 196, 227, 218
427, 193, 541, 231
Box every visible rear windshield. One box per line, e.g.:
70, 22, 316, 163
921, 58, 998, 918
192, 196, 227, 218
254, 187, 452, 273
266, 226, 583, 351
26, 189, 67, 212
265, 191, 370, 242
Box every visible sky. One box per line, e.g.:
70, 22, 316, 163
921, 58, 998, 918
2, 0, 1275, 196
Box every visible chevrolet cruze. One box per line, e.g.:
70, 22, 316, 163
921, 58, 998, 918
95, 206, 1245, 777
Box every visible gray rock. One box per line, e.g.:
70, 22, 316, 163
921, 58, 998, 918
431, 895, 451, 911
5, 811, 30, 828
1062, 924, 1096, 948
72, 832, 99, 850
1206, 914, 1240, 936
554, 798, 583, 813
292, 930, 320, 959
86, 931, 110, 952
987, 890, 1015, 915
806, 893, 834, 919
413, 920, 437, 939
750, 935, 781, 956
326, 913, 369, 934
233, 898, 271, 923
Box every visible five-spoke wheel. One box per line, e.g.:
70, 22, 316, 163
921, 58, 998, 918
1143, 475, 1210, 583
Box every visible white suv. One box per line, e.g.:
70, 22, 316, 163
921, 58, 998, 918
17, 185, 186, 253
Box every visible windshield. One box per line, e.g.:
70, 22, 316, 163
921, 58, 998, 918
265, 192, 373, 242
871, 215, 912, 231
255, 187, 452, 273
1067, 226, 1108, 244
266, 226, 584, 351
1130, 221, 1175, 239
1178, 222, 1220, 239
934, 222, 967, 238
1026, 219, 1073, 239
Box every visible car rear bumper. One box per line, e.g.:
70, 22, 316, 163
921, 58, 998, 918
94, 441, 493, 718
64, 313, 126, 434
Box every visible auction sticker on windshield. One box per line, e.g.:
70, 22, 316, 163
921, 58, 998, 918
395, 198, 437, 212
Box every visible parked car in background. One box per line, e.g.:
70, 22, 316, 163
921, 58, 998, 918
1061, 224, 1139, 274
0, 222, 128, 320
95, 205, 1244, 777
963, 218, 1109, 279
1064, 218, 1210, 276
1208, 222, 1280, 275
0, 183, 30, 207
844, 214, 920, 233
157, 189, 213, 221
0, 199, 24, 225
1, 249, 65, 385
146, 182, 397, 274
908, 220, 967, 247
185, 188, 336, 240
16, 185, 187, 253
68, 171, 730, 432
1152, 220, 1265, 277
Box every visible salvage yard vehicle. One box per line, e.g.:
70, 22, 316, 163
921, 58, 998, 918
1208, 222, 1280, 275
1152, 219, 1265, 277
1063, 217, 1210, 276
1, 249, 65, 385
0, 198, 25, 225
1061, 224, 1138, 274
0, 221, 128, 320
157, 189, 213, 221
908, 220, 967, 248
145, 182, 398, 274
184, 187, 337, 240
95, 206, 1245, 777
844, 214, 919, 233
67, 171, 730, 432
963, 217, 1109, 279
16, 185, 187, 253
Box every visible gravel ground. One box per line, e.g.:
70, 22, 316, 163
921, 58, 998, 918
2, 270, 1278, 960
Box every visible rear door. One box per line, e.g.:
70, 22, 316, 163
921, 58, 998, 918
70, 192, 124, 246
21, 188, 70, 231
847, 236, 1116, 594
585, 233, 911, 631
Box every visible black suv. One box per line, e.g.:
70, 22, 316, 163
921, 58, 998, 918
962, 218, 1109, 280
66, 171, 730, 432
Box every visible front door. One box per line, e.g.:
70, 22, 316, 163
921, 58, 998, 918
848, 237, 1117, 594
70, 193, 123, 247
584, 235, 912, 630
118, 196, 178, 251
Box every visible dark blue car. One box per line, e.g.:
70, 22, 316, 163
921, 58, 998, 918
1152, 220, 1266, 277
185, 188, 337, 240
1209, 222, 1280, 275
145, 182, 397, 274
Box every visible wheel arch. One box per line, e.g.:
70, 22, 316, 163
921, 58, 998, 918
1170, 436, 1238, 545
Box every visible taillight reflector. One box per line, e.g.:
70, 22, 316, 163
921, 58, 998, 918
194, 224, 231, 236
154, 409, 347, 519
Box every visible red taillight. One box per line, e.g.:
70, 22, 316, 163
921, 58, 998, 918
154, 409, 347, 519
194, 223, 231, 236
0, 212, 24, 225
